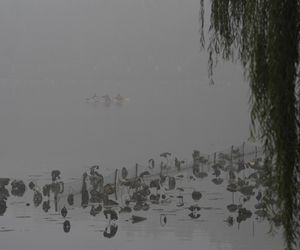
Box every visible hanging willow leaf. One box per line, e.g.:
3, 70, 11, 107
199, 1, 300, 249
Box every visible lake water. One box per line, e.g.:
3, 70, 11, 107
0, 0, 284, 249
0, 157, 284, 250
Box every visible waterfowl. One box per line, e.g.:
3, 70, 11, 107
102, 94, 111, 104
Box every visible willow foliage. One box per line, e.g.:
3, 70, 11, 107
200, 1, 300, 249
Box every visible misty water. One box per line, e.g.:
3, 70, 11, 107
0, 0, 284, 249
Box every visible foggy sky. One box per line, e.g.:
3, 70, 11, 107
0, 0, 250, 177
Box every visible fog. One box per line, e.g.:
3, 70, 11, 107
0, 0, 249, 177
0, 2, 285, 250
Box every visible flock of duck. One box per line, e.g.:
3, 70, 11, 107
85, 94, 129, 106
0, 144, 280, 238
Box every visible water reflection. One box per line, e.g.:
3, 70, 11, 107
0, 144, 284, 249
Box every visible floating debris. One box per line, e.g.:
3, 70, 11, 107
130, 215, 147, 224
160, 152, 172, 158
239, 186, 255, 196
227, 204, 238, 213
0, 143, 275, 241
188, 206, 201, 219
0, 178, 10, 186
104, 209, 118, 221
90, 204, 102, 216
191, 191, 202, 201
237, 208, 252, 224
256, 191, 262, 201
51, 170, 61, 182
212, 169, 221, 177
254, 202, 266, 210
28, 181, 35, 190
0, 200, 7, 216
63, 220, 71, 233
42, 200, 50, 213
81, 173, 89, 208
211, 178, 223, 185
255, 209, 267, 218
0, 228, 15, 232
103, 224, 118, 238
121, 167, 128, 179
33, 190, 43, 207
160, 214, 167, 226
11, 180, 26, 197
188, 205, 201, 212
176, 196, 184, 207
67, 193, 74, 206
224, 216, 234, 226
119, 206, 132, 214
139, 171, 151, 179
61, 206, 68, 218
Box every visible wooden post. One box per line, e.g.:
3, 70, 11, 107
230, 145, 233, 167
213, 152, 216, 165
135, 164, 138, 178
242, 142, 245, 163
114, 169, 118, 200
207, 155, 210, 171
242, 142, 246, 179
54, 192, 58, 212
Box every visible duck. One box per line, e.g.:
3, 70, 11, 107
101, 94, 112, 105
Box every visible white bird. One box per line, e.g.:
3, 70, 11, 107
114, 94, 124, 103
85, 93, 100, 103
114, 94, 129, 104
